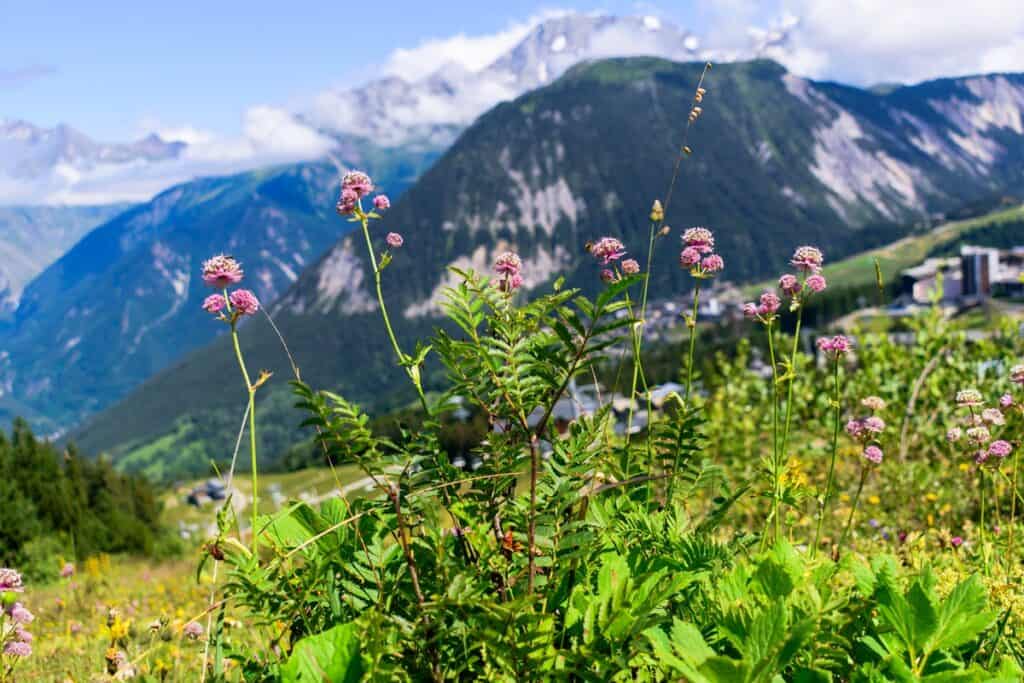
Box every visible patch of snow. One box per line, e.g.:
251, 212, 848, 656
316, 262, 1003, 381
643, 16, 661, 31
550, 35, 567, 53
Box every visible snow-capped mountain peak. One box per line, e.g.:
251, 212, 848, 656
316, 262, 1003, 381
305, 14, 704, 147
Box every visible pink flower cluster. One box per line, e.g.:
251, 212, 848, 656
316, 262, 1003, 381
590, 237, 626, 266
742, 291, 781, 321
201, 254, 244, 288
0, 569, 33, 659
846, 400, 885, 464
200, 255, 259, 320
791, 245, 824, 273
336, 170, 374, 215
679, 227, 724, 277
816, 334, 852, 358
744, 245, 826, 323
494, 252, 524, 292
184, 621, 205, 640
947, 388, 1014, 465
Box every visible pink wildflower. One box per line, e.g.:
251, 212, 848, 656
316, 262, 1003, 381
862, 416, 885, 433
818, 335, 851, 356
742, 302, 758, 319
341, 170, 374, 198
3, 641, 30, 657
14, 628, 32, 643
806, 274, 827, 293
183, 621, 204, 640
701, 254, 724, 274
779, 274, 801, 297
590, 237, 626, 265
758, 291, 781, 315
682, 227, 715, 253
946, 427, 962, 443
386, 232, 404, 248
202, 294, 225, 314
494, 252, 522, 277
0, 569, 23, 593
621, 259, 640, 275
846, 419, 865, 439
229, 289, 260, 316
956, 389, 984, 408
861, 396, 886, 411
508, 273, 524, 291
950, 536, 964, 548
679, 247, 701, 268
336, 187, 359, 215
373, 194, 390, 211
1000, 394, 1014, 408
863, 445, 883, 464
10, 604, 33, 625
989, 440, 1013, 458
981, 408, 1005, 425
600, 269, 616, 284
201, 255, 244, 288
966, 426, 991, 444
1011, 364, 1024, 385
791, 245, 824, 273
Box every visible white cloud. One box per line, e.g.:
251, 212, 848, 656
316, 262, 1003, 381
753, 0, 1024, 83
379, 12, 564, 80
1, 106, 334, 205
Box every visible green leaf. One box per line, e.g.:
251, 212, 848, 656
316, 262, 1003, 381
281, 622, 366, 682
930, 575, 996, 651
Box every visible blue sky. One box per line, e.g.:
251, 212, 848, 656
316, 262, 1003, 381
2, 0, 1021, 205
3, 1, 1022, 143
0, 0, 758, 140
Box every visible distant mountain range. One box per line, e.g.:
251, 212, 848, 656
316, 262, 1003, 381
2, 13, 788, 206
0, 143, 441, 437
0, 119, 185, 204
0, 204, 129, 315
304, 14, 704, 148
66, 57, 1024, 481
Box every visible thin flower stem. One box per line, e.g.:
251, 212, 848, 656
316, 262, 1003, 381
229, 322, 259, 553
683, 281, 702, 406
358, 212, 430, 415
839, 465, 869, 552
812, 359, 841, 558
762, 320, 781, 551
624, 290, 642, 451
1009, 446, 1020, 578
980, 468, 989, 576
776, 307, 804, 541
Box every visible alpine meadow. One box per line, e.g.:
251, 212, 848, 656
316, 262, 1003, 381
2, 6, 1024, 682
